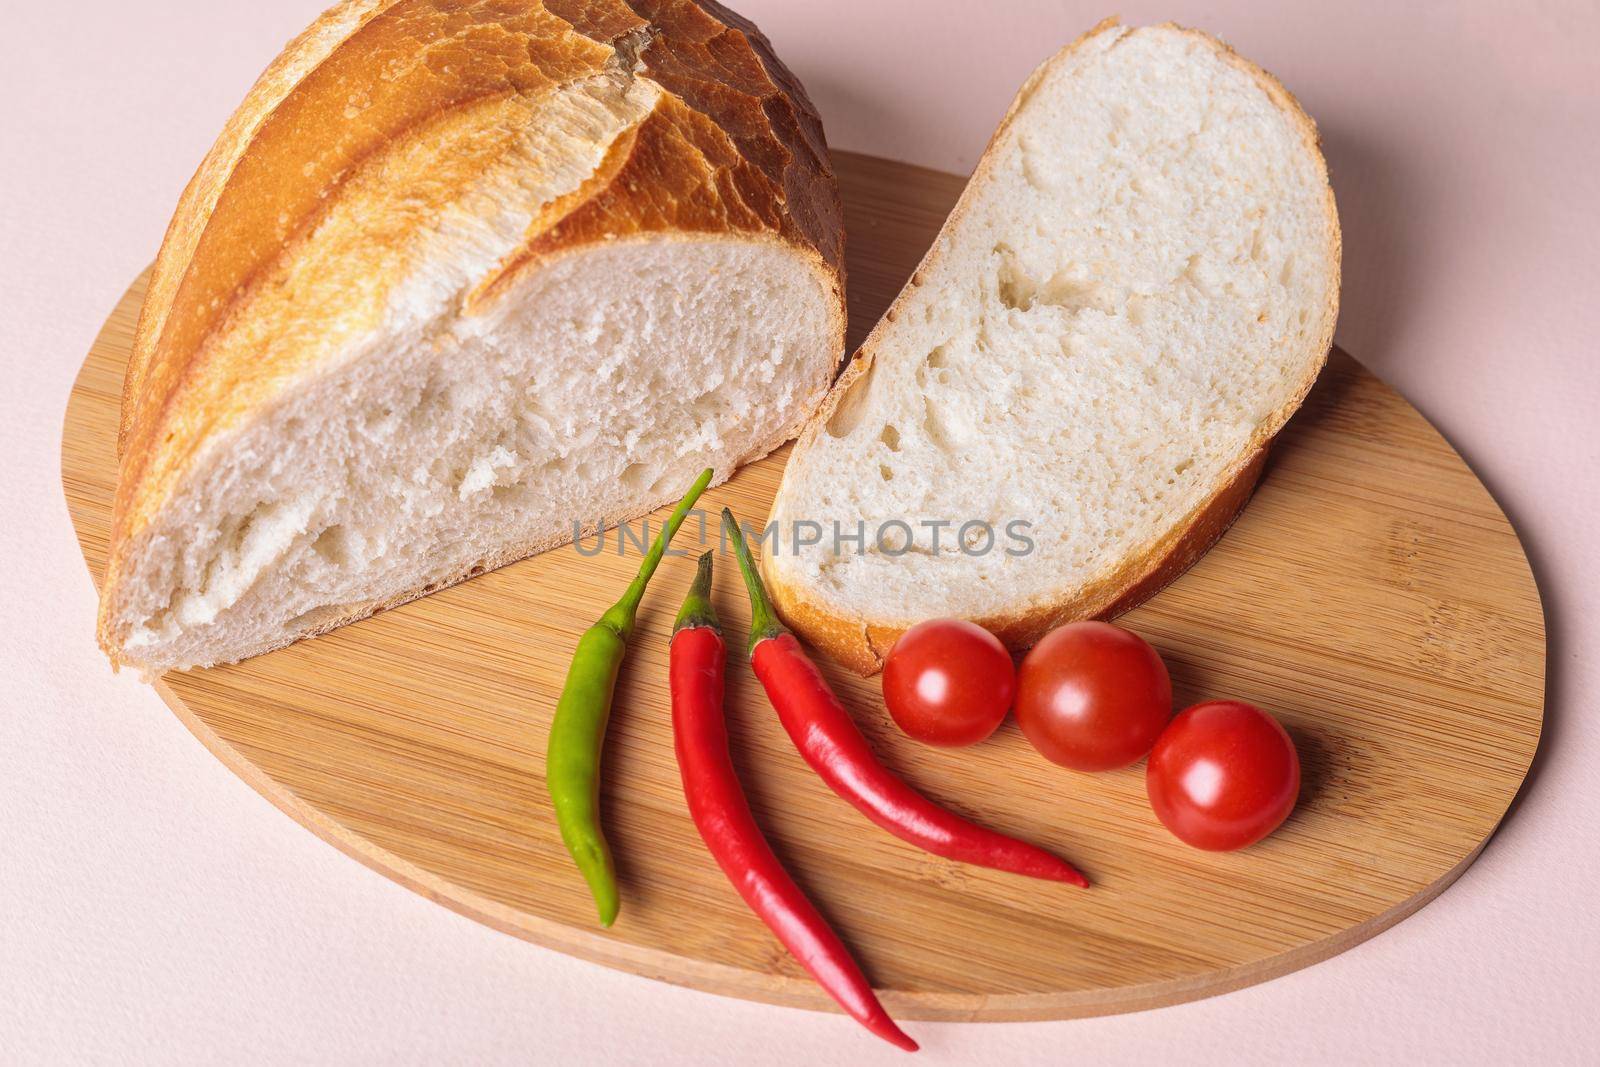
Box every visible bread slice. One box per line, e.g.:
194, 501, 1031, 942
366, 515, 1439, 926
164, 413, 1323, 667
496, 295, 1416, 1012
765, 19, 1340, 674
98, 0, 844, 674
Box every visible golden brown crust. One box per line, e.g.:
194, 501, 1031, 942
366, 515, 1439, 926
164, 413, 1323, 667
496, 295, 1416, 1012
766, 19, 1341, 675
101, 0, 842, 664
120, 0, 391, 456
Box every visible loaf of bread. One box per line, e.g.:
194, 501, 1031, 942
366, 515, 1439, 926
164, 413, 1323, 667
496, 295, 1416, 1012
766, 20, 1340, 674
98, 0, 844, 673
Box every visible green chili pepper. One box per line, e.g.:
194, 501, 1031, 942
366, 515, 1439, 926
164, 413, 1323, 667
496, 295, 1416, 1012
546, 467, 714, 927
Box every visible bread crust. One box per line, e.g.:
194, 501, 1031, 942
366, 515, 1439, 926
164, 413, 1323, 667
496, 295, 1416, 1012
100, 0, 843, 667
766, 18, 1341, 675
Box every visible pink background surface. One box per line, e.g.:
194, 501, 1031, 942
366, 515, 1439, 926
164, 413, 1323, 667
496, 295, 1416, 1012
3, 1, 1596, 1061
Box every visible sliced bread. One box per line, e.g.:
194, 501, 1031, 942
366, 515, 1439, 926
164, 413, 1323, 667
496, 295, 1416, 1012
765, 19, 1340, 674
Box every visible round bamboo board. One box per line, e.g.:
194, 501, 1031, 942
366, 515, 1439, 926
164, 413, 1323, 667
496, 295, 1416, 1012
61, 151, 1544, 1023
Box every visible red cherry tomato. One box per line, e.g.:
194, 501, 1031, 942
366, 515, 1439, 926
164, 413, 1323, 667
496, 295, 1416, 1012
1146, 700, 1301, 851
882, 619, 1016, 746
1014, 621, 1172, 771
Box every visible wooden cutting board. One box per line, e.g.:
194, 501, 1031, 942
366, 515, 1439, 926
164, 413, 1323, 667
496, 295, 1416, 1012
62, 151, 1544, 1023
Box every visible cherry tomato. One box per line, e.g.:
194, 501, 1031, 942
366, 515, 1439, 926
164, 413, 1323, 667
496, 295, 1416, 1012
1014, 621, 1172, 771
882, 619, 1015, 746
1146, 700, 1301, 851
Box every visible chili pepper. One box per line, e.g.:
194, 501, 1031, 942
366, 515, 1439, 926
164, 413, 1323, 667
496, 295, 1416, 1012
546, 468, 714, 927
670, 552, 917, 1052
721, 508, 1089, 887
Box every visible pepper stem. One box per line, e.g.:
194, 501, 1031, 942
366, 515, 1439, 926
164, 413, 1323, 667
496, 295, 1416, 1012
720, 507, 786, 657
602, 467, 714, 638
673, 551, 720, 634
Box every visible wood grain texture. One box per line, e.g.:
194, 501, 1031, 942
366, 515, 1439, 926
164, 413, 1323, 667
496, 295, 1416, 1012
61, 151, 1544, 1022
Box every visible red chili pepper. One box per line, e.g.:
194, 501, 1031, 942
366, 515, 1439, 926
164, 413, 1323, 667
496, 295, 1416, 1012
670, 552, 917, 1052
722, 509, 1089, 888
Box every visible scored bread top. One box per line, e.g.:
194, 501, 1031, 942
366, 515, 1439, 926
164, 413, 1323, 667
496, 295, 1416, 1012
766, 19, 1340, 674
109, 0, 841, 612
